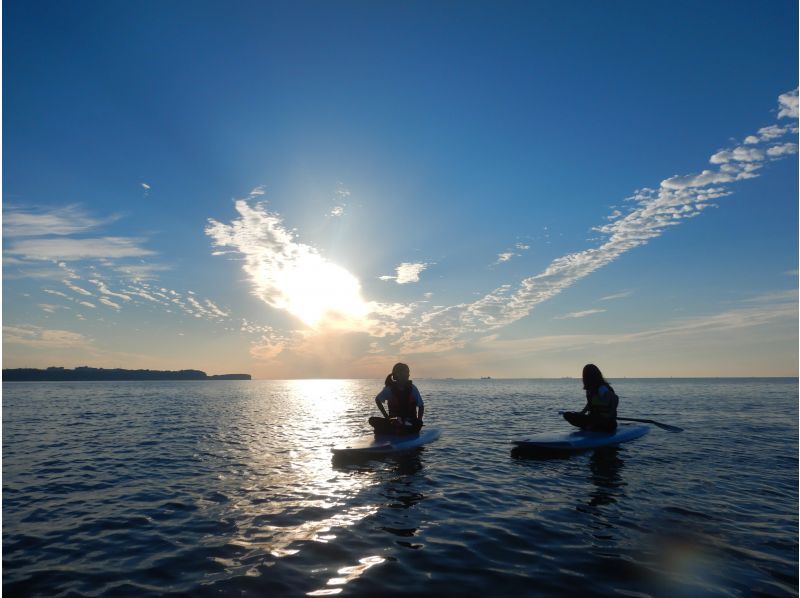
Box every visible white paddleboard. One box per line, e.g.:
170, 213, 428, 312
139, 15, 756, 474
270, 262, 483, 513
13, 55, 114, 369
512, 423, 649, 451
332, 427, 441, 457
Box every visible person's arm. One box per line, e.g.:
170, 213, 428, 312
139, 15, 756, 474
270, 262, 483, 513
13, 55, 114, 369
580, 400, 590, 415
413, 386, 424, 420
376, 398, 389, 419
375, 389, 390, 418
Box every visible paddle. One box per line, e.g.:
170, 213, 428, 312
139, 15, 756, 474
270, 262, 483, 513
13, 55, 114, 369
558, 411, 683, 433
615, 417, 683, 433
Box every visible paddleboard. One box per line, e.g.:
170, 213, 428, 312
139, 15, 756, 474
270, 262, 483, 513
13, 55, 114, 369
512, 423, 649, 452
332, 427, 441, 457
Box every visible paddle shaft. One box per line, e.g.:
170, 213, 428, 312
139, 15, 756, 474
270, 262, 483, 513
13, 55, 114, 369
558, 411, 683, 433
616, 417, 683, 433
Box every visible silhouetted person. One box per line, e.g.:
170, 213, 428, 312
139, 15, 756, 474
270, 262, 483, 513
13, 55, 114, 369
369, 363, 424, 436
563, 364, 618, 432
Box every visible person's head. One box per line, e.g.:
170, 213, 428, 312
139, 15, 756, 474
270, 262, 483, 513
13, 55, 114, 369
385, 362, 410, 386
582, 363, 606, 391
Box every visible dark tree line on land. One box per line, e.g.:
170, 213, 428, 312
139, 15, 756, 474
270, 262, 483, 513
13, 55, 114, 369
2, 367, 251, 381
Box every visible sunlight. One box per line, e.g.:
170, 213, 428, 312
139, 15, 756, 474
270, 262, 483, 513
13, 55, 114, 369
274, 253, 369, 328
287, 378, 356, 421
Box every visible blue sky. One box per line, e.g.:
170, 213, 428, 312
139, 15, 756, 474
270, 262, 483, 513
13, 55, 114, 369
4, 0, 798, 378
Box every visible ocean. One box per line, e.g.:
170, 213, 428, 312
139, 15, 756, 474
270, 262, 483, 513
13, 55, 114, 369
3, 378, 797, 596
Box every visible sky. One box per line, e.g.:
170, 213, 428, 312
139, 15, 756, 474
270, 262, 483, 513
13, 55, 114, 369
3, 0, 798, 379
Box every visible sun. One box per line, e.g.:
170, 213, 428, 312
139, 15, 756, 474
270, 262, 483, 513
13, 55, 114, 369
280, 253, 369, 328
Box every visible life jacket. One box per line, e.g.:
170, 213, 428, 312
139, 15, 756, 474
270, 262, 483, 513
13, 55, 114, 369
588, 384, 618, 420
387, 381, 417, 419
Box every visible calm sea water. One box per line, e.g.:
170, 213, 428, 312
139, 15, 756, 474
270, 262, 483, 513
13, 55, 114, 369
3, 378, 798, 596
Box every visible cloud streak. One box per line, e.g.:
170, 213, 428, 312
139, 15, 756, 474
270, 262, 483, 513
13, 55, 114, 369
6, 237, 156, 261
398, 88, 799, 352
3, 205, 116, 237
554, 309, 606, 320
3, 325, 92, 349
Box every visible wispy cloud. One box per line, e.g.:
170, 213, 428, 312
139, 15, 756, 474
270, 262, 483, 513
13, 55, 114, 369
64, 280, 93, 296
98, 297, 121, 310
398, 88, 799, 352
492, 242, 531, 265
89, 279, 132, 302
3, 205, 116, 237
472, 291, 796, 356
554, 308, 606, 319
494, 252, 515, 264
3, 325, 92, 348
329, 185, 351, 217
6, 237, 155, 261
600, 291, 633, 301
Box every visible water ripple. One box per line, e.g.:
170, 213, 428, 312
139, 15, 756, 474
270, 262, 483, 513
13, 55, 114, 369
3, 378, 797, 596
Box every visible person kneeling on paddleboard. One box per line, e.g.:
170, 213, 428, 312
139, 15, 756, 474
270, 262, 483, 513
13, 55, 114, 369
369, 363, 424, 436
563, 364, 618, 432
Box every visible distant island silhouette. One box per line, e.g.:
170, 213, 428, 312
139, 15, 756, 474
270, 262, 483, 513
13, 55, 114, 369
2, 367, 251, 382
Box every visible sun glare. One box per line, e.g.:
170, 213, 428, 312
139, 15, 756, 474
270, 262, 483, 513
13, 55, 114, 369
281, 255, 369, 328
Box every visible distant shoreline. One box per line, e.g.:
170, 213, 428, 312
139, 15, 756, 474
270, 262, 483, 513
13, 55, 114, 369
2, 367, 251, 382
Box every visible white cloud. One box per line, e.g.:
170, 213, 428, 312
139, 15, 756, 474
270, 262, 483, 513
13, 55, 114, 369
207, 199, 409, 332
495, 252, 515, 263
98, 297, 121, 310
79, 301, 96, 309
330, 206, 345, 217
661, 169, 736, 189
709, 146, 764, 164
755, 124, 792, 142
380, 262, 430, 284
396, 262, 429, 284
44, 289, 71, 299
141, 183, 151, 190
766, 143, 798, 157
778, 88, 798, 119
89, 279, 132, 301
64, 280, 93, 296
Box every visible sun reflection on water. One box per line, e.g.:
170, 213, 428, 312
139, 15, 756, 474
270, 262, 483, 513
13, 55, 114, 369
211, 379, 384, 573
307, 555, 387, 596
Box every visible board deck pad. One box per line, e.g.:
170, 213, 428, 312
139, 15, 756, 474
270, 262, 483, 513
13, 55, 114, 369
332, 427, 441, 457
512, 423, 649, 451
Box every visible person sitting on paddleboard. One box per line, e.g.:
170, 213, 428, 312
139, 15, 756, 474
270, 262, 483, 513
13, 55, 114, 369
369, 363, 424, 435
563, 364, 618, 432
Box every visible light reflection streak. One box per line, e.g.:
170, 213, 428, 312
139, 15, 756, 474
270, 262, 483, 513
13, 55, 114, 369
307, 555, 387, 596
214, 380, 382, 570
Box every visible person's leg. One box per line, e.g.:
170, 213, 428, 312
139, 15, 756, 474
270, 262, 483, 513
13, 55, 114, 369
589, 418, 617, 433
563, 411, 591, 429
408, 418, 423, 434
369, 416, 392, 435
